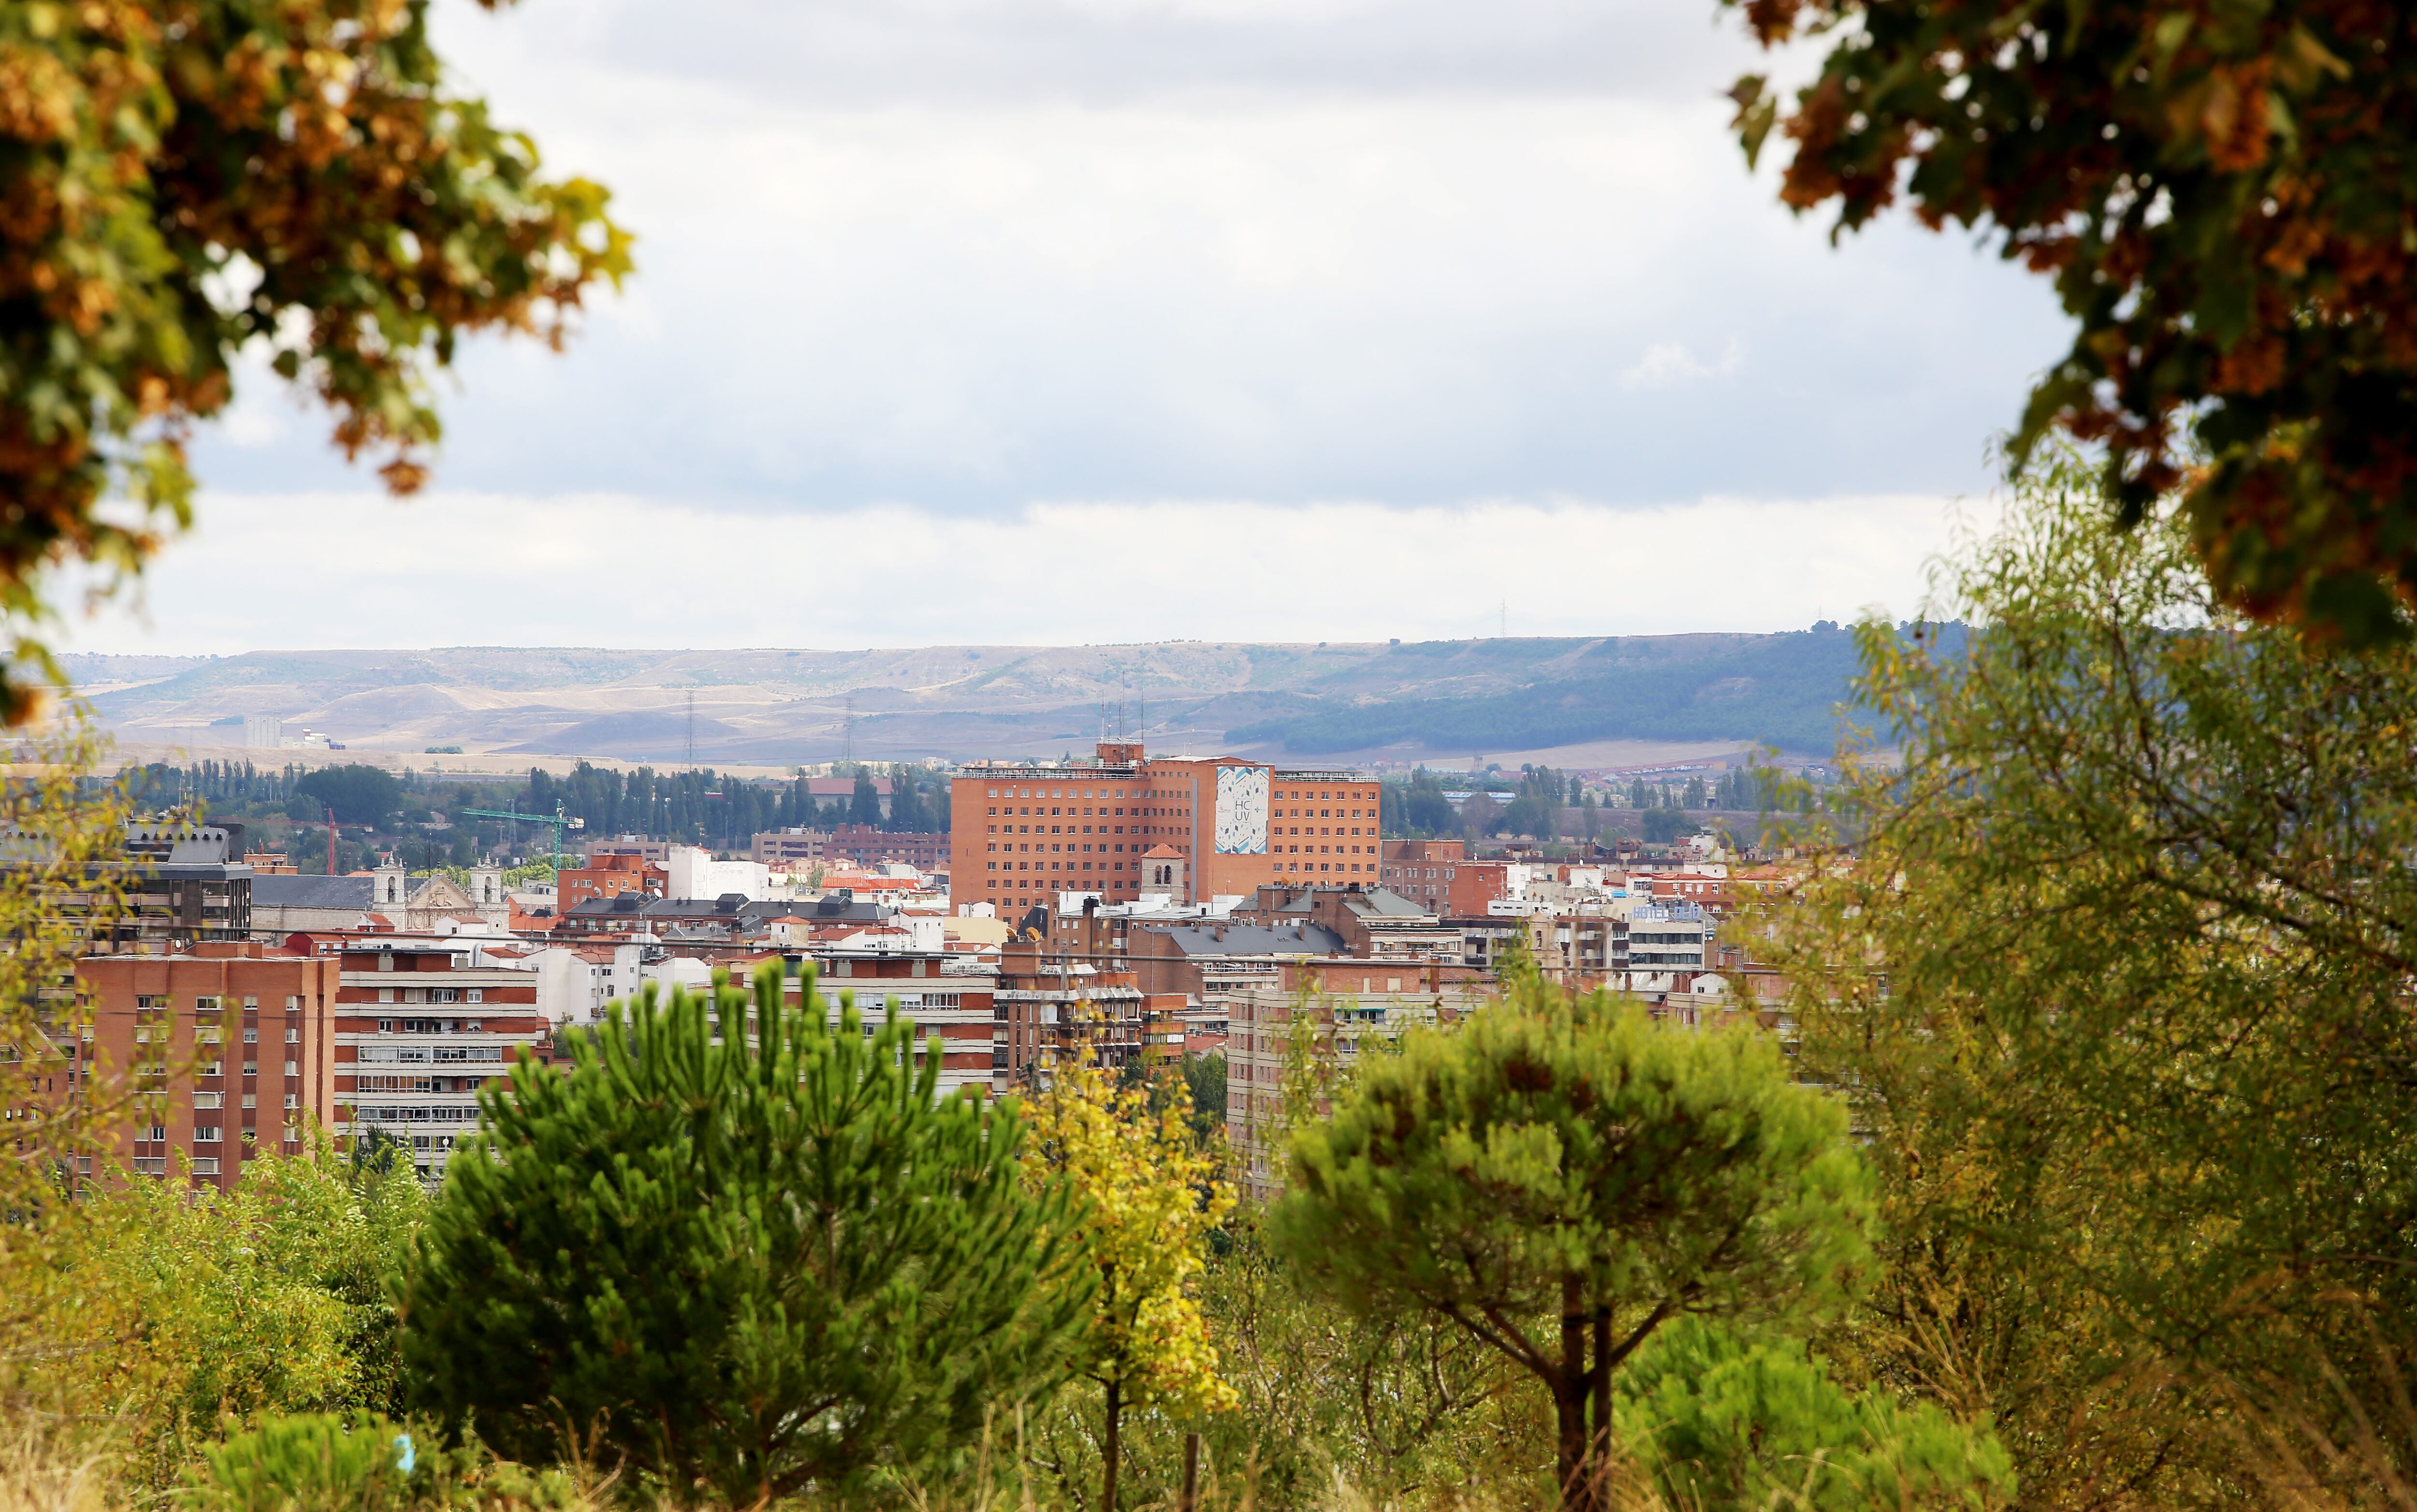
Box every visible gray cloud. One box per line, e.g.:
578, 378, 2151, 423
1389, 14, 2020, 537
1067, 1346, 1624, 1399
176, 0, 2069, 568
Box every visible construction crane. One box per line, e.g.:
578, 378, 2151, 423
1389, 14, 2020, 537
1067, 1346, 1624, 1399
321, 807, 375, 876
458, 801, 584, 872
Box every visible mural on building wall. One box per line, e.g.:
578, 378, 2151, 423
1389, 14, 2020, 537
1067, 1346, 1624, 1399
1215, 765, 1270, 854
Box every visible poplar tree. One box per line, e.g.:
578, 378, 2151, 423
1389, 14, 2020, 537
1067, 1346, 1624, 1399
1023, 1052, 1237, 1512
1754, 453, 2417, 1504
398, 964, 1090, 1507
1272, 963, 1873, 1512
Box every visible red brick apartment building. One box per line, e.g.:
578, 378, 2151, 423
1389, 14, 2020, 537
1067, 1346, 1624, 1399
950, 741, 1383, 916
557, 852, 666, 912
72, 944, 340, 1190
1379, 840, 1512, 916
330, 943, 550, 1181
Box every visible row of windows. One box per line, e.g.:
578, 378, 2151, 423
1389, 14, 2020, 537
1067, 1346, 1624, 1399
142, 1060, 300, 1078
991, 823, 1137, 836
370, 988, 485, 1004
1384, 866, 1457, 879
352, 1074, 507, 1092
131, 995, 307, 1014
357, 1045, 507, 1063
984, 786, 1165, 800
180, 1091, 298, 1110
133, 1025, 298, 1044
1277, 808, 1370, 820
991, 840, 1146, 853
1273, 843, 1373, 855
350, 1105, 483, 1124
992, 859, 1141, 871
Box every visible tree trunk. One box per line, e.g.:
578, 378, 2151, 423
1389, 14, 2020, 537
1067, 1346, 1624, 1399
1591, 1312, 1613, 1474
1558, 1276, 1592, 1512
1180, 1430, 1201, 1512
1103, 1378, 1123, 1512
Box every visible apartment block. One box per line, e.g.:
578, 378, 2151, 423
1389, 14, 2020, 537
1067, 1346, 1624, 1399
1226, 971, 1494, 1202
557, 851, 666, 912
950, 741, 1380, 917
823, 825, 948, 872
331, 943, 549, 1180
750, 829, 828, 867
73, 943, 339, 1190
808, 951, 996, 1101
1377, 839, 1461, 908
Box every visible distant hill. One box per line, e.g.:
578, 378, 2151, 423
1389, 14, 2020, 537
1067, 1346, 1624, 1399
59, 629, 1897, 765
1225, 630, 1869, 755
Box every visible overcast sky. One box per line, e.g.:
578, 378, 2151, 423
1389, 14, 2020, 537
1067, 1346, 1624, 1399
71, 0, 2065, 656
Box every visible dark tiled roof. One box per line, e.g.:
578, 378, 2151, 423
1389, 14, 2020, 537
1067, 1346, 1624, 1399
1151, 923, 1346, 957
252, 875, 376, 910
1346, 888, 1433, 918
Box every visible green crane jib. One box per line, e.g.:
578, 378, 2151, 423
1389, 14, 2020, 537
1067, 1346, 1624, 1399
459, 802, 585, 871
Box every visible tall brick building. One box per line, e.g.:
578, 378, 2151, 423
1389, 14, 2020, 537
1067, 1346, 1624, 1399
949, 741, 1380, 916
73, 944, 340, 1190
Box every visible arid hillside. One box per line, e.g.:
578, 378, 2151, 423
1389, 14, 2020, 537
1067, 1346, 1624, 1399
63, 630, 1872, 767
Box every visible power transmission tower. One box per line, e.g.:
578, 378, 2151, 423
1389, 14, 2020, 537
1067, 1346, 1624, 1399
841, 695, 856, 768
684, 688, 697, 768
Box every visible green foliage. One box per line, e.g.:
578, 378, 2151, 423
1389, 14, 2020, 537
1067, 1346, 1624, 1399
1382, 769, 1462, 838
181, 1413, 577, 1512
1640, 807, 1687, 844
1179, 1050, 1227, 1148
1273, 960, 1874, 1510
1615, 1318, 2013, 1512
182, 1414, 419, 1512
398, 963, 1091, 1507
1722, 0, 2417, 639
850, 772, 884, 828
0, 0, 626, 722
295, 766, 404, 827
0, 1145, 430, 1491
1024, 1216, 1538, 1512
1754, 454, 2417, 1505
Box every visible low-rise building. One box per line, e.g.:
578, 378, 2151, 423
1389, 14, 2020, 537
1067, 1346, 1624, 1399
557, 852, 665, 913
1230, 884, 1462, 963
824, 825, 948, 872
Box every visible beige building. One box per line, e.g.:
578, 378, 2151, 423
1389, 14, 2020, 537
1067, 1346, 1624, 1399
1224, 966, 1496, 1204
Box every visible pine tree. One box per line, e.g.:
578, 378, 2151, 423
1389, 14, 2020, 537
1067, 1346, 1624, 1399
1273, 959, 1873, 1512
399, 964, 1091, 1505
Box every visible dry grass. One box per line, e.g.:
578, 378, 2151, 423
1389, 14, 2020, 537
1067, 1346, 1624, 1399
0, 1421, 112, 1512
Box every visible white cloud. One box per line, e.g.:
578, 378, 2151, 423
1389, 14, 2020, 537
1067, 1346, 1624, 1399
120, 0, 2066, 659
61, 488, 1983, 656
1617, 337, 1745, 391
